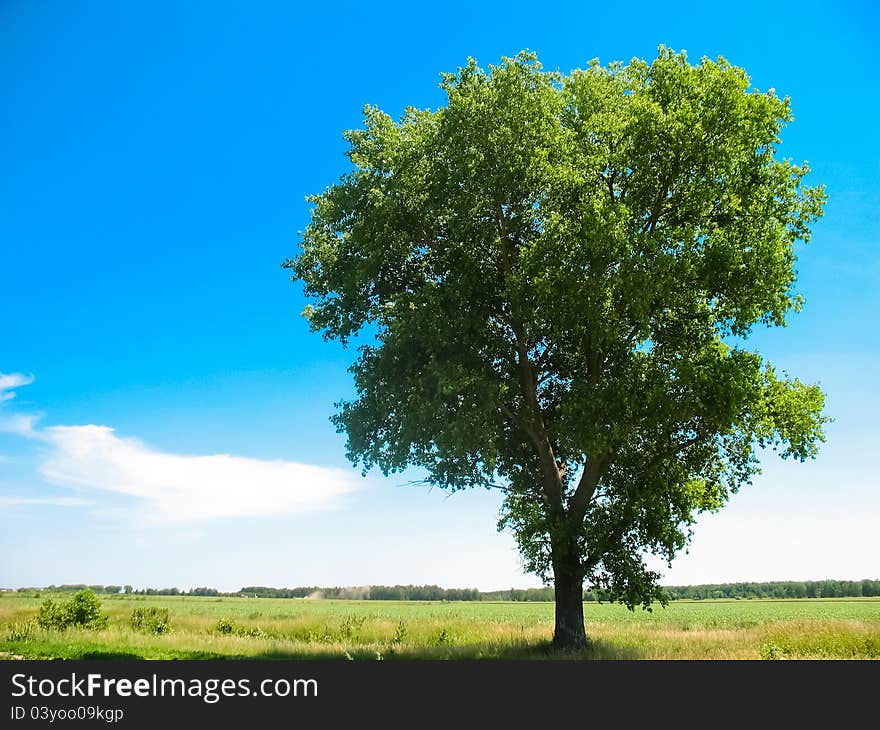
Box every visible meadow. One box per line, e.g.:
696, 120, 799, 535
1, 592, 879, 660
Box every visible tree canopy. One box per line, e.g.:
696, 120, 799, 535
285, 47, 828, 648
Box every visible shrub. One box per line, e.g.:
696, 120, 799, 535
36, 590, 109, 631
213, 618, 266, 638
392, 621, 408, 645
215, 618, 235, 634
65, 589, 109, 629
760, 642, 786, 660
36, 599, 68, 631
338, 615, 367, 641
130, 607, 171, 634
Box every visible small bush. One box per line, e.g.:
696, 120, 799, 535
36, 599, 68, 631
760, 642, 786, 660
338, 615, 367, 641
392, 621, 408, 645
215, 618, 235, 634
66, 590, 109, 629
36, 590, 109, 631
131, 607, 171, 634
213, 618, 265, 638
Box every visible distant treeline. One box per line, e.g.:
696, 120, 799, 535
661, 580, 880, 600
241, 580, 880, 601
14, 579, 880, 601
24, 585, 222, 597
239, 585, 484, 601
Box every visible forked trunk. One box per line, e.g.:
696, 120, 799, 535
552, 557, 587, 650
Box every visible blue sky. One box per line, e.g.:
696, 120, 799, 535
1, 1, 877, 591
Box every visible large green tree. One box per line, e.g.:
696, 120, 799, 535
285, 48, 828, 649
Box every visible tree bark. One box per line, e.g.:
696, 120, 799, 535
551, 550, 588, 651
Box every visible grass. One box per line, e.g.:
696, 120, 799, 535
1, 592, 879, 660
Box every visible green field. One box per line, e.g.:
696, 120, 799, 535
2, 592, 879, 660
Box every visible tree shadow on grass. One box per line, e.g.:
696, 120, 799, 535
4, 637, 645, 661
241, 638, 645, 661
79, 650, 145, 660
9, 641, 646, 660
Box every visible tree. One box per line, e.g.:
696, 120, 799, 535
284, 48, 828, 650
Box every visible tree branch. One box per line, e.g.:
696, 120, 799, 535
642, 158, 680, 235
495, 204, 565, 515
570, 453, 610, 519
498, 402, 541, 450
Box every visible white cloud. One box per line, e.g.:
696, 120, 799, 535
0, 372, 34, 403
0, 373, 39, 436
36, 424, 361, 523
0, 370, 362, 523
0, 412, 39, 437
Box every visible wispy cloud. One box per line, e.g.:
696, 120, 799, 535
0, 373, 39, 436
0, 371, 362, 523
0, 412, 39, 438
37, 425, 360, 523
0, 372, 34, 403
0, 496, 88, 507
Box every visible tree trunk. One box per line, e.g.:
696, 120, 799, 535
551, 555, 587, 651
